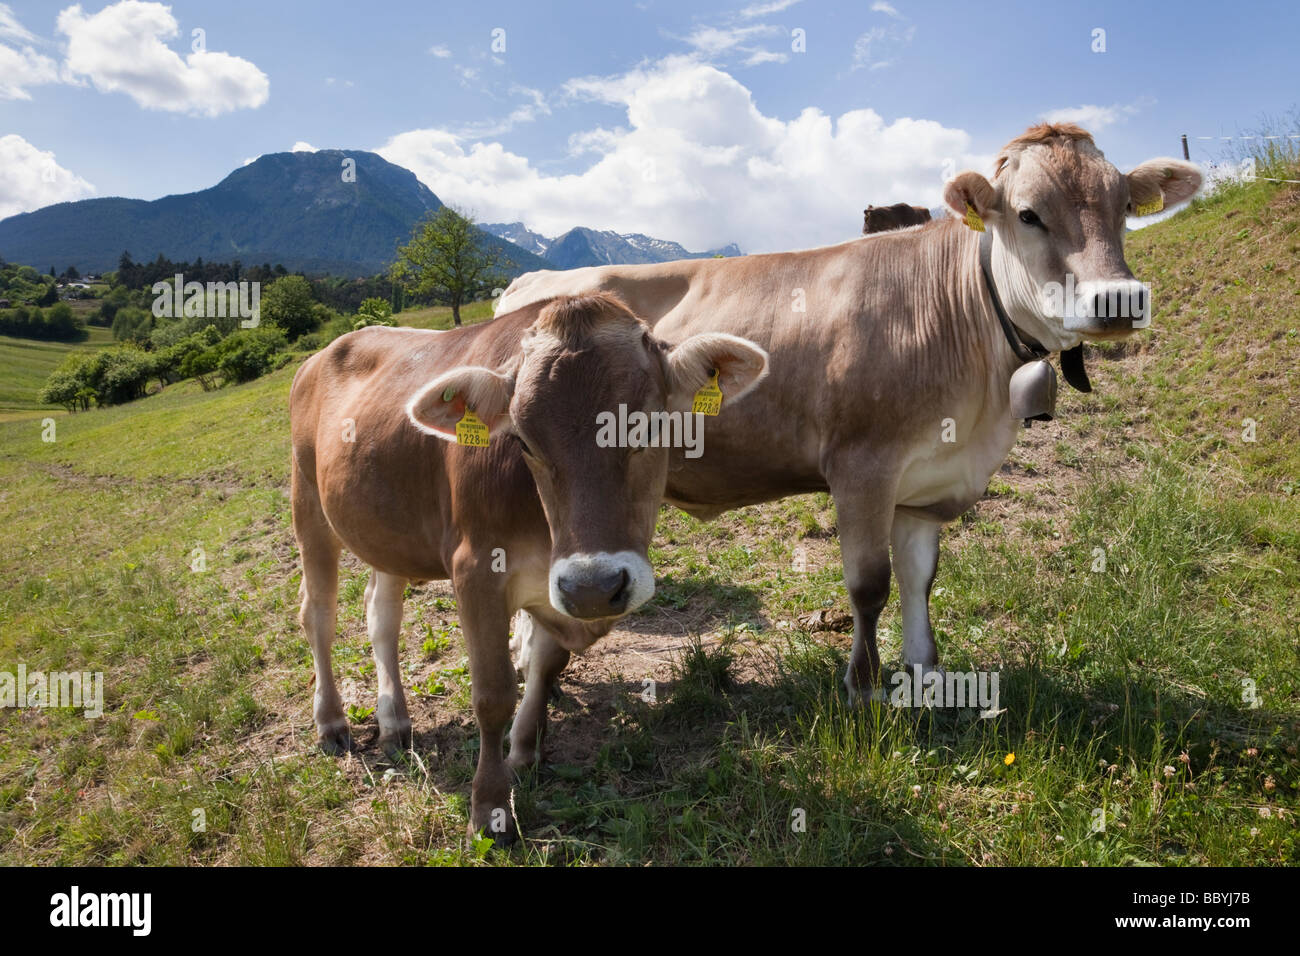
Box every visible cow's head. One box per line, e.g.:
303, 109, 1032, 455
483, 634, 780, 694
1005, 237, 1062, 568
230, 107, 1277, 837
944, 123, 1202, 350
406, 293, 768, 637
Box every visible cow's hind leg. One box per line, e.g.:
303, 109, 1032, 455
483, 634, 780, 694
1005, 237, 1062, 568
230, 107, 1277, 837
365, 570, 412, 756
830, 471, 897, 705
892, 510, 942, 672
506, 611, 571, 775
293, 473, 349, 753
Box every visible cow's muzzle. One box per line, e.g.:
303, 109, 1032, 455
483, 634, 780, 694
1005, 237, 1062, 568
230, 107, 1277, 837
549, 551, 654, 621
1064, 280, 1151, 334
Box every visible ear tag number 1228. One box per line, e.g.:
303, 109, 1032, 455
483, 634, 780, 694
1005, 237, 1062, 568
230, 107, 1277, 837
456, 408, 490, 446
692, 370, 723, 416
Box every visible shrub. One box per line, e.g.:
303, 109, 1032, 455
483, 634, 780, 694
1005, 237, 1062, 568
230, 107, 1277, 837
261, 275, 318, 340
213, 326, 290, 384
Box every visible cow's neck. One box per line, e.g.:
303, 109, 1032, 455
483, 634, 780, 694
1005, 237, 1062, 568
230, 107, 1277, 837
981, 230, 1084, 355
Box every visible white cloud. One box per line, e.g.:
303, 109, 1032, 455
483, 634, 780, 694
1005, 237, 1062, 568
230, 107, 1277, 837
871, 2, 902, 18
0, 134, 95, 219
738, 0, 802, 17
57, 1, 269, 116
378, 57, 984, 254
1039, 100, 1150, 133
0, 6, 60, 100
429, 44, 451, 58
291, 141, 317, 152
744, 49, 788, 66
0, 41, 59, 99
456, 85, 551, 138
852, 23, 915, 71
0, 3, 36, 42
684, 24, 776, 55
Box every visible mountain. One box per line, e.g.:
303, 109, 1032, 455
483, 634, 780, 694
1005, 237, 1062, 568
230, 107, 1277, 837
482, 222, 552, 258
0, 150, 552, 278
482, 222, 742, 270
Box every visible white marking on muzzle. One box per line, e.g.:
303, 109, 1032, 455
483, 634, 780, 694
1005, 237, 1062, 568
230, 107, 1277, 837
548, 550, 654, 619
1064, 279, 1151, 330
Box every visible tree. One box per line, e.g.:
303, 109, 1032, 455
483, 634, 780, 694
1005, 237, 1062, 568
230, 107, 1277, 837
391, 206, 505, 326
261, 274, 318, 340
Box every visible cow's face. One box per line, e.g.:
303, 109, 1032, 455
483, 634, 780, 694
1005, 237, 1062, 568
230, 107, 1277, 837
406, 294, 767, 640
944, 124, 1202, 351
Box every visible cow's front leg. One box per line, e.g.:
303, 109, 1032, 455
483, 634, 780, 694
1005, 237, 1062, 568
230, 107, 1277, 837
891, 511, 942, 672
506, 612, 571, 775
364, 570, 411, 756
454, 568, 519, 845
831, 477, 896, 705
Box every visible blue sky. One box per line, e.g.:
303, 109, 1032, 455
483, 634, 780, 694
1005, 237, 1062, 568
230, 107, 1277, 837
2, 0, 1297, 252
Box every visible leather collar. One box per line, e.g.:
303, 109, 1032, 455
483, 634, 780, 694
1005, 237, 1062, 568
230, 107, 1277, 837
978, 229, 1091, 393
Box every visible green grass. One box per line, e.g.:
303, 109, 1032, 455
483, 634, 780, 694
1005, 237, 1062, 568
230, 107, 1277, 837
0, 326, 114, 416
0, 195, 1297, 865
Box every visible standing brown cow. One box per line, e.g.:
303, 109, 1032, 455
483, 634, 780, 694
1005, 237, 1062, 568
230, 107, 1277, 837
498, 124, 1201, 732
289, 293, 767, 840
863, 202, 932, 234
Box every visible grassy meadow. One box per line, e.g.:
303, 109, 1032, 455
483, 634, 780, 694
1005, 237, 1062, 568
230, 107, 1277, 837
0, 182, 1296, 866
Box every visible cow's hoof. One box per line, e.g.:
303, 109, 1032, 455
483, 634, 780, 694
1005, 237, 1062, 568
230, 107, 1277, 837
467, 818, 517, 850
317, 721, 353, 755
378, 723, 412, 758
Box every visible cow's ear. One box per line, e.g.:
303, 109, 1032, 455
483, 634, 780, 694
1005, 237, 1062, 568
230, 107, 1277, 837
943, 170, 998, 226
1126, 158, 1202, 216
406, 365, 514, 442
665, 332, 769, 407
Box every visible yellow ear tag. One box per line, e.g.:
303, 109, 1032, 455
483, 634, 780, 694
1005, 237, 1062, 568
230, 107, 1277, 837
455, 409, 490, 447
964, 203, 985, 232
692, 369, 723, 416
1135, 197, 1163, 216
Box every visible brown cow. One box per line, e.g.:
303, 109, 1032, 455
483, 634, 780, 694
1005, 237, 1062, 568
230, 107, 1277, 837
863, 202, 932, 234
497, 124, 1202, 737
289, 293, 767, 841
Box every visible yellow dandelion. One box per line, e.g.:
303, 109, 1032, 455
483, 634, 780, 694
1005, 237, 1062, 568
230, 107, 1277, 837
1004, 752, 1016, 766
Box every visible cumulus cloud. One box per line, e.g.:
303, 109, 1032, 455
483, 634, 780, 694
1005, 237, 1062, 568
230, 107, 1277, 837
428, 44, 451, 58
0, 134, 95, 219
871, 2, 902, 18
57, 1, 269, 116
291, 141, 317, 152
377, 57, 984, 253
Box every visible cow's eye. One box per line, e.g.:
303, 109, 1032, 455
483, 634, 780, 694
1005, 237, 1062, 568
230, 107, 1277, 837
515, 435, 534, 457
1018, 209, 1044, 229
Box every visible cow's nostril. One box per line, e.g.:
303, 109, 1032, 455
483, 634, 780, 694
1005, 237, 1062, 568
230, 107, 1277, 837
609, 568, 630, 609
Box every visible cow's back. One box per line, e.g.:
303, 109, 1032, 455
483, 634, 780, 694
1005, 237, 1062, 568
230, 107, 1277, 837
494, 221, 1007, 514
290, 317, 543, 580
